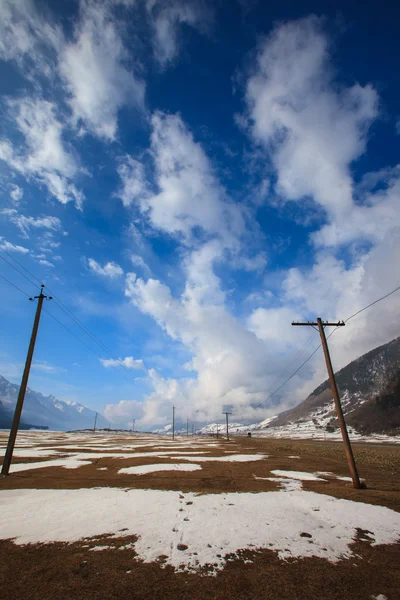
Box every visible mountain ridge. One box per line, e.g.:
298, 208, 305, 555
0, 375, 107, 431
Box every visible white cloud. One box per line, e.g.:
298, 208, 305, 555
32, 361, 58, 373
38, 259, 55, 268
5, 213, 62, 238
130, 253, 152, 275
104, 399, 145, 426
87, 258, 124, 278
129, 111, 245, 247
123, 242, 301, 426
115, 155, 149, 207
60, 0, 145, 140
0, 0, 62, 75
0, 237, 29, 254
9, 185, 23, 205
243, 16, 378, 221
146, 0, 212, 66
0, 98, 83, 206
100, 356, 145, 370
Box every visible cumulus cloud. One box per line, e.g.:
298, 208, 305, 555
0, 98, 83, 206
113, 17, 400, 429
123, 242, 307, 426
243, 16, 378, 221
115, 155, 149, 207
126, 111, 245, 247
100, 356, 145, 370
60, 0, 145, 140
104, 399, 146, 426
87, 258, 124, 278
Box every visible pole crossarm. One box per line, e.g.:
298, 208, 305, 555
292, 321, 345, 327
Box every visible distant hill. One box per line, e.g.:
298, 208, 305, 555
0, 375, 107, 431
263, 336, 400, 436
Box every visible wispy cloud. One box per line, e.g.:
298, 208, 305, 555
100, 356, 145, 370
87, 258, 124, 278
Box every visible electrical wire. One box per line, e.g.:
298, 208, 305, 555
0, 272, 31, 298
345, 283, 400, 323
0, 249, 152, 392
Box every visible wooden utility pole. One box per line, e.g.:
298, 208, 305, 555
216, 423, 219, 439
192, 424, 194, 436
2, 285, 51, 476
172, 405, 175, 440
292, 318, 362, 489
223, 412, 232, 441
93, 412, 98, 432
132, 419, 135, 432
186, 418, 189, 437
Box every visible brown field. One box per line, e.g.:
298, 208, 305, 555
0, 433, 399, 600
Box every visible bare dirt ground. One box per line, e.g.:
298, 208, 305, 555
0, 433, 399, 600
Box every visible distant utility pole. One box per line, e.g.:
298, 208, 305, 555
172, 406, 175, 440
2, 285, 51, 476
186, 418, 189, 437
223, 412, 232, 441
132, 419, 135, 432
93, 412, 98, 432
192, 424, 194, 436
216, 423, 219, 439
292, 318, 362, 489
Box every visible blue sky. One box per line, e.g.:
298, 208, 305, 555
0, 0, 399, 429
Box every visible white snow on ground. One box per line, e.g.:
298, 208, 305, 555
6, 448, 61, 458
0, 487, 399, 572
9, 458, 93, 472
118, 463, 202, 475
254, 476, 303, 492
271, 470, 326, 481
169, 454, 267, 462
288, 456, 300, 459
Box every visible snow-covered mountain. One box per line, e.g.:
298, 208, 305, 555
0, 375, 107, 431
256, 336, 400, 436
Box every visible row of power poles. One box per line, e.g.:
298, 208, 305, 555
0, 283, 364, 490
170, 408, 232, 441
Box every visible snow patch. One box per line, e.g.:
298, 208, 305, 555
0, 488, 399, 573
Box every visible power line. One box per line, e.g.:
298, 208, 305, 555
0, 249, 152, 392
0, 263, 150, 392
42, 307, 145, 388
264, 283, 400, 402
345, 283, 400, 323
0, 272, 31, 298
0, 254, 38, 287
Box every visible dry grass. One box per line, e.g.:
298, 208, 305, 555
0, 434, 399, 599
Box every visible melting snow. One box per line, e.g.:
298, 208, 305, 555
0, 487, 399, 573
8, 458, 92, 472
118, 463, 202, 475
271, 470, 326, 481
169, 454, 267, 462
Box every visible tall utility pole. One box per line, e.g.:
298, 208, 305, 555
216, 423, 219, 439
93, 412, 98, 432
223, 412, 232, 441
2, 285, 51, 476
132, 419, 135, 432
172, 405, 175, 440
292, 318, 362, 489
186, 418, 189, 437
192, 424, 194, 436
